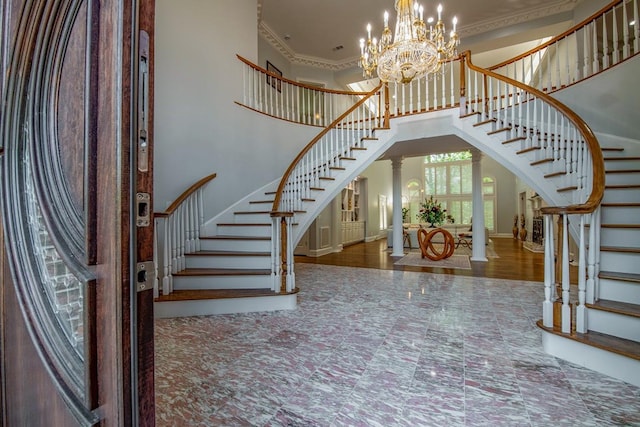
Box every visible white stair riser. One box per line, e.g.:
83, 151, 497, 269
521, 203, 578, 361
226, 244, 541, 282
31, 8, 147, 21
598, 228, 640, 247
601, 206, 640, 224
154, 294, 297, 318
598, 278, 640, 305
186, 255, 271, 269
248, 203, 273, 212
200, 239, 271, 252
233, 214, 272, 224
604, 173, 640, 185
588, 309, 640, 342
542, 331, 640, 388
602, 188, 640, 203
217, 225, 271, 237
172, 274, 272, 290
604, 160, 640, 171
600, 251, 640, 274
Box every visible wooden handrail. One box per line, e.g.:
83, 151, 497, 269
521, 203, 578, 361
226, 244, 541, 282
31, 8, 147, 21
489, 0, 625, 70
270, 83, 384, 214
237, 54, 372, 96
156, 173, 217, 215
462, 51, 605, 215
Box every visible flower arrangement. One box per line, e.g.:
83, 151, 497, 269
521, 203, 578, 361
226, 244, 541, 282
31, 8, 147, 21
417, 195, 454, 226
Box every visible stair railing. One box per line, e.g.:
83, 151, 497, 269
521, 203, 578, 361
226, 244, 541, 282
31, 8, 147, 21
236, 55, 373, 127
489, 0, 639, 93
385, 59, 460, 117
461, 51, 605, 335
153, 173, 217, 297
270, 83, 386, 294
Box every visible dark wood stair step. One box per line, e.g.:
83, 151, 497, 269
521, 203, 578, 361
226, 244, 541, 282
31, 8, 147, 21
605, 156, 640, 161
502, 136, 527, 144
459, 111, 481, 119
517, 146, 541, 155
200, 235, 270, 241
606, 169, 640, 174
174, 267, 271, 276
557, 186, 578, 192
217, 223, 270, 226
187, 250, 270, 257
234, 211, 270, 215
530, 158, 553, 166
605, 184, 640, 189
473, 118, 497, 127
602, 147, 625, 152
586, 299, 640, 319
249, 200, 274, 205
599, 270, 640, 283
155, 287, 299, 303
544, 170, 566, 178
537, 320, 640, 362
600, 246, 640, 254
487, 127, 511, 135
602, 203, 640, 207
600, 224, 640, 229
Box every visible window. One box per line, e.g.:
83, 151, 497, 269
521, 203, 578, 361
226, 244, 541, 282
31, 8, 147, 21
423, 151, 495, 231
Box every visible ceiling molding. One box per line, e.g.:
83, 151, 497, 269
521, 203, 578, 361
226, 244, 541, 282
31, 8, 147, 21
259, 0, 579, 71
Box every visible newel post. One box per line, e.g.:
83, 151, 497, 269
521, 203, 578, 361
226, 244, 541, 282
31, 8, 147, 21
271, 211, 295, 293
459, 54, 466, 115
384, 82, 390, 128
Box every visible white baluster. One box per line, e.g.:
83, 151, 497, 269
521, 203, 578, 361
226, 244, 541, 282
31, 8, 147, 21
623, 0, 630, 59
613, 5, 620, 64
634, 0, 639, 53
576, 214, 587, 333
543, 214, 555, 327
603, 11, 610, 68
561, 214, 571, 333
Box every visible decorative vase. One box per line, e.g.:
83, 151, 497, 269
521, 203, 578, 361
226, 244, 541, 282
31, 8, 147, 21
520, 228, 528, 241
513, 226, 518, 238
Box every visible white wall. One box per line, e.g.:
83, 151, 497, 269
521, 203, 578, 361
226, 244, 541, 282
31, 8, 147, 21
154, 0, 317, 216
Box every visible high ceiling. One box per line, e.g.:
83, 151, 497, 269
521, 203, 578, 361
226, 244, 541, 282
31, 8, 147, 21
259, 0, 582, 70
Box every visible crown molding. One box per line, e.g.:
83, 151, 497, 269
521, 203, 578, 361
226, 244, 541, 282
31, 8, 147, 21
258, 0, 579, 71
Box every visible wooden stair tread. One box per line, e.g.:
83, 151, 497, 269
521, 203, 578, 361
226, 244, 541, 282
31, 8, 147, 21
249, 200, 274, 204
459, 111, 481, 119
557, 186, 578, 192
155, 287, 299, 302
544, 170, 566, 178
586, 299, 640, 319
217, 223, 270, 226
235, 211, 270, 215
200, 235, 270, 241
517, 146, 541, 155
174, 268, 271, 276
537, 320, 640, 361
606, 169, 640, 174
530, 158, 553, 166
605, 157, 640, 161
600, 246, 640, 253
599, 270, 640, 283
606, 184, 640, 189
602, 147, 625, 151
600, 224, 640, 229
487, 127, 511, 135
473, 118, 497, 127
188, 250, 270, 256
502, 136, 527, 144
602, 203, 640, 207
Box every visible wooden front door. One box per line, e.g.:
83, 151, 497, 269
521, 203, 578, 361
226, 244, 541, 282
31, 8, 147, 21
0, 0, 155, 425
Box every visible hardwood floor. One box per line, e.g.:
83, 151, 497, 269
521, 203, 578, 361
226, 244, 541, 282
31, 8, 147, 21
296, 236, 576, 283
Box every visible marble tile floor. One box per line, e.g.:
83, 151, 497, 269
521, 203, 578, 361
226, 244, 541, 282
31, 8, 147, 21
155, 264, 640, 426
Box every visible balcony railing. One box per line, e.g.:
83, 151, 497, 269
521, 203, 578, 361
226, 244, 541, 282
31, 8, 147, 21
490, 0, 639, 93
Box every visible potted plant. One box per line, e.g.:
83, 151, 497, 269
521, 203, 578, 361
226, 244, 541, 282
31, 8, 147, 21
417, 195, 454, 227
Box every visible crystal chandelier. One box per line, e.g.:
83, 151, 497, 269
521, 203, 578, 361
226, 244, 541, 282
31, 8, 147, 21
359, 0, 459, 84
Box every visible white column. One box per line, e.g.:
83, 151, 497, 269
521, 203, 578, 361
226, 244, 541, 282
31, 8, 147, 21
471, 149, 487, 262
391, 157, 405, 257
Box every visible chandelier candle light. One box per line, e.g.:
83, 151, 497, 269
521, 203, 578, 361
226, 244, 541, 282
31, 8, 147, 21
359, 0, 459, 84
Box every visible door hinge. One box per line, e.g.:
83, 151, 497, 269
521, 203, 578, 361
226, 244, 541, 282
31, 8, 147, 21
136, 261, 155, 293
